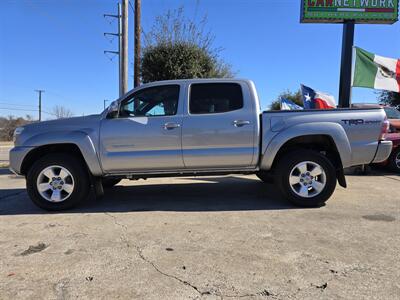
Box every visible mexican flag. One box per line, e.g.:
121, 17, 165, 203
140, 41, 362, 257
353, 47, 400, 93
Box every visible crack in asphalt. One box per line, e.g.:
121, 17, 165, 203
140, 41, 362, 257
103, 212, 271, 299
103, 212, 210, 297
133, 244, 211, 297
104, 212, 128, 231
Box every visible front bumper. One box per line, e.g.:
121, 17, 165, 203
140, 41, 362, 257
9, 146, 35, 175
372, 140, 393, 163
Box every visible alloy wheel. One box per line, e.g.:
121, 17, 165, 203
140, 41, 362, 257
36, 165, 75, 202
289, 161, 327, 198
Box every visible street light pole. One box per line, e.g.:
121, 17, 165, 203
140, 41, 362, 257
104, 99, 110, 109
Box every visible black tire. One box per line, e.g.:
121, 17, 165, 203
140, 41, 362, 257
102, 178, 122, 189
275, 150, 337, 207
256, 171, 274, 183
388, 147, 400, 173
26, 153, 90, 211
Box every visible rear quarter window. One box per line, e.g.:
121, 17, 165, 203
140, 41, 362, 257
189, 83, 243, 114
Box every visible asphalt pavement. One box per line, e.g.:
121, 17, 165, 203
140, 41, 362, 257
0, 168, 399, 299
0, 142, 12, 166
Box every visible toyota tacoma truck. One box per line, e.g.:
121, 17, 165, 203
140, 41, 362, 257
10, 79, 392, 210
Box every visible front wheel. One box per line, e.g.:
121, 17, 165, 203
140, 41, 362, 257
275, 150, 337, 207
26, 153, 90, 211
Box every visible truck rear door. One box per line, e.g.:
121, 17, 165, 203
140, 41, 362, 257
182, 82, 257, 168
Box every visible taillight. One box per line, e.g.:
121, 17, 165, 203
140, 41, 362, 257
379, 118, 390, 140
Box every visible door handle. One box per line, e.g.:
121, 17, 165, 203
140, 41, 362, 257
163, 122, 181, 130
233, 120, 251, 127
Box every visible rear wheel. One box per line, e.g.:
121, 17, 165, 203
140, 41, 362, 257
388, 147, 400, 173
275, 150, 337, 207
26, 153, 90, 211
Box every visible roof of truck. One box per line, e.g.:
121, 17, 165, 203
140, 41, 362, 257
117, 78, 255, 101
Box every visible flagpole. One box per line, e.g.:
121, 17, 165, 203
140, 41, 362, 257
338, 20, 355, 108
349, 46, 356, 108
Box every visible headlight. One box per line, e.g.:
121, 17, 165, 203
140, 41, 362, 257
13, 127, 24, 143
14, 127, 24, 135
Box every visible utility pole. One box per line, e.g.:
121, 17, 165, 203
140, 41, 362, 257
121, 0, 128, 95
134, 0, 141, 88
104, 1, 128, 97
35, 89, 44, 121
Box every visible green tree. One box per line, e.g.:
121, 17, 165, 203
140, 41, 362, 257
378, 90, 400, 107
141, 7, 234, 83
270, 90, 303, 110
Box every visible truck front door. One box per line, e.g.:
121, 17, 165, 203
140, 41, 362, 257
100, 84, 184, 173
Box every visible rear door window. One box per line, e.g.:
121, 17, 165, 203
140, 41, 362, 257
189, 83, 243, 114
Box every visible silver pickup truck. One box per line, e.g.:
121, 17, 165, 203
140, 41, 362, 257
10, 79, 392, 210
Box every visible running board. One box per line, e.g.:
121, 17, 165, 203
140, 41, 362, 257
103, 167, 259, 179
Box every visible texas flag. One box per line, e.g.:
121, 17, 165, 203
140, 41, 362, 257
301, 84, 336, 109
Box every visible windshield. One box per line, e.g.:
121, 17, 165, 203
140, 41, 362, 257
384, 107, 400, 119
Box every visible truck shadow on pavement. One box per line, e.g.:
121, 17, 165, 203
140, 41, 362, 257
0, 168, 11, 175
0, 175, 303, 215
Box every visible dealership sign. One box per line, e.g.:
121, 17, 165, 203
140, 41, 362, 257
301, 0, 398, 24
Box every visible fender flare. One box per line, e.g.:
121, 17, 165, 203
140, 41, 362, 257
260, 122, 352, 170
23, 130, 103, 176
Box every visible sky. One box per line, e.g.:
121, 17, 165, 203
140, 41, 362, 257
0, 0, 399, 119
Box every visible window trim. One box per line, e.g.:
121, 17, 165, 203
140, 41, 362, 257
117, 84, 181, 119
188, 82, 244, 115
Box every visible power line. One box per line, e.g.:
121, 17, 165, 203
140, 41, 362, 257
45, 90, 75, 103
0, 102, 38, 108
0, 107, 56, 116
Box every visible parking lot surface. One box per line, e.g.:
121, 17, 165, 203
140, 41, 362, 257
0, 143, 12, 166
0, 169, 399, 299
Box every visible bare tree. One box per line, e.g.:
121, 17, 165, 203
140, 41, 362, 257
0, 116, 33, 141
52, 105, 73, 119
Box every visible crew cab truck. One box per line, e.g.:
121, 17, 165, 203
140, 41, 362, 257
10, 79, 392, 211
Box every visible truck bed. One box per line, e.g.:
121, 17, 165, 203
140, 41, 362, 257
260, 107, 387, 169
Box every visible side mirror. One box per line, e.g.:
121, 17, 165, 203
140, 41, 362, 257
106, 100, 119, 119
